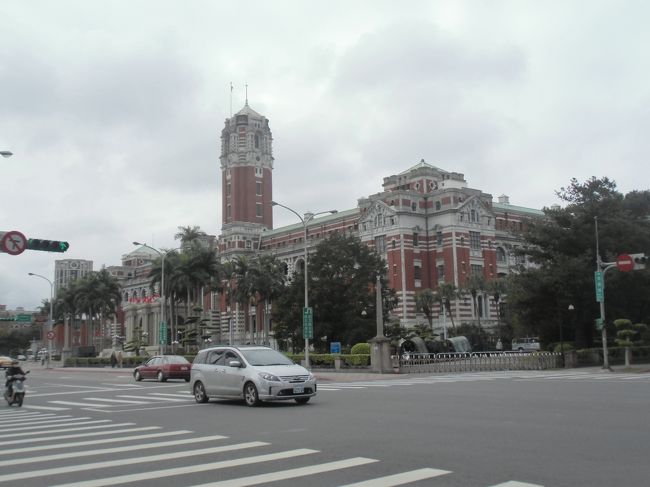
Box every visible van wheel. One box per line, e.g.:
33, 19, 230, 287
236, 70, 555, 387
244, 382, 260, 407
194, 382, 208, 403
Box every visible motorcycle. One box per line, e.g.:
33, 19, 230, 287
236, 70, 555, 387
4, 371, 29, 407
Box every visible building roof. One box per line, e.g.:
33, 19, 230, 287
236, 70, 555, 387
235, 103, 263, 119
398, 159, 445, 176
264, 208, 359, 236
493, 202, 545, 217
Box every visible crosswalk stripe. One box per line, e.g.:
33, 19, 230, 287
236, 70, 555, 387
0, 434, 229, 467
0, 419, 108, 433
23, 405, 71, 411
99, 383, 141, 387
0, 426, 158, 446
0, 441, 271, 483
339, 467, 452, 486
189, 457, 379, 487
119, 395, 189, 402
149, 392, 193, 397
5, 430, 192, 454
0, 411, 48, 418
0, 422, 135, 440
82, 397, 151, 404
49, 400, 117, 407
0, 413, 59, 423
49, 448, 318, 487
488, 482, 544, 487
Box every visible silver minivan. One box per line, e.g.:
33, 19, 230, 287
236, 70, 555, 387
190, 345, 317, 407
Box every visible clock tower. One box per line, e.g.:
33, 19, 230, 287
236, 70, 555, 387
219, 102, 274, 256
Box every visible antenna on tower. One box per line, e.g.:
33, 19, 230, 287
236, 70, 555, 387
229, 82, 233, 117
245, 83, 248, 106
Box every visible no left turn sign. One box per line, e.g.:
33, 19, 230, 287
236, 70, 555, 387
1, 230, 27, 256
47, 331, 55, 340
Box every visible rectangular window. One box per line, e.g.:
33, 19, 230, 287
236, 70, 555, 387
256, 181, 262, 196
227, 205, 231, 219
414, 266, 421, 280
470, 231, 481, 251
256, 203, 263, 218
413, 233, 419, 247
375, 235, 386, 254
436, 231, 443, 246
437, 265, 445, 281
226, 183, 231, 196
471, 264, 483, 276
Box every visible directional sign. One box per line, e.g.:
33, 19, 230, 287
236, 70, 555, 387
303, 307, 313, 340
15, 314, 32, 322
159, 321, 168, 344
594, 271, 604, 302
616, 254, 634, 272
1, 230, 27, 256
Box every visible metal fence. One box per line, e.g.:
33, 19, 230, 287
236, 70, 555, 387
399, 351, 563, 373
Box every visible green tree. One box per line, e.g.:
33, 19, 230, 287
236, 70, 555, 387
273, 233, 396, 350
509, 177, 650, 348
613, 318, 648, 368
415, 289, 437, 331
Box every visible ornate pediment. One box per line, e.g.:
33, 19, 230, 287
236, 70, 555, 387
457, 196, 495, 225
360, 200, 397, 231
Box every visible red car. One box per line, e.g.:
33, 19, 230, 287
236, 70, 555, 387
134, 355, 191, 382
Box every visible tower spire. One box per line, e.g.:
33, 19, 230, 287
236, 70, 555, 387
245, 83, 248, 106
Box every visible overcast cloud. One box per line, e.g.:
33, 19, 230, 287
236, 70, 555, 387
1, 0, 648, 310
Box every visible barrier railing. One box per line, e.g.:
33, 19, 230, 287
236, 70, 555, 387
399, 351, 562, 373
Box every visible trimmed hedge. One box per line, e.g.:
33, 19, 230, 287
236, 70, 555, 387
351, 343, 371, 355
286, 353, 370, 368
575, 346, 650, 366
64, 355, 195, 368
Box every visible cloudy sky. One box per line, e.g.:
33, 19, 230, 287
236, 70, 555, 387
1, 0, 648, 310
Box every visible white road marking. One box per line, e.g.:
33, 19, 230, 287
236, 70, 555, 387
0, 419, 108, 433
48, 448, 318, 487
0, 434, 229, 467
5, 430, 192, 454
489, 482, 544, 487
0, 413, 59, 423
23, 405, 71, 411
0, 422, 135, 439
49, 400, 118, 407
119, 395, 189, 402
148, 392, 193, 397
0, 426, 157, 446
190, 457, 379, 487
82, 397, 151, 405
340, 467, 452, 486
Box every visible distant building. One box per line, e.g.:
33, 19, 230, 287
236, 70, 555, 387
54, 259, 93, 297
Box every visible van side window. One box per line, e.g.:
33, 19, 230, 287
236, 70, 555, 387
208, 349, 225, 365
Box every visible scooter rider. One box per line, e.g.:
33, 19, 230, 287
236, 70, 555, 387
5, 360, 26, 396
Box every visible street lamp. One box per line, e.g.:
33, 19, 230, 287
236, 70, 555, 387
28, 272, 53, 369
133, 242, 182, 355
271, 201, 337, 368
1, 151, 13, 158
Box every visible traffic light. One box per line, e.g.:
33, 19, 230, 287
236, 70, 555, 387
27, 238, 69, 253
631, 253, 647, 270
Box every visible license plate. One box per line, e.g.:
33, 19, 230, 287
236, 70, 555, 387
293, 386, 304, 394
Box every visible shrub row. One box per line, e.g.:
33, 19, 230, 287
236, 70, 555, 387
286, 353, 370, 368
575, 346, 650, 366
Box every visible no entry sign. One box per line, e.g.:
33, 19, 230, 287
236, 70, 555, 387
616, 254, 635, 272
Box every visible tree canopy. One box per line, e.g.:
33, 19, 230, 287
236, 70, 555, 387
507, 177, 650, 348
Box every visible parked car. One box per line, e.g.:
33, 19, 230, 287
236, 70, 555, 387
511, 337, 541, 352
134, 355, 191, 382
0, 356, 14, 368
17, 354, 26, 361
190, 345, 317, 407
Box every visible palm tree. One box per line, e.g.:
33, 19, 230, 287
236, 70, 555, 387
415, 289, 437, 331
174, 225, 206, 251
436, 283, 460, 334
231, 256, 256, 343
249, 255, 286, 344
463, 273, 487, 350
486, 277, 508, 338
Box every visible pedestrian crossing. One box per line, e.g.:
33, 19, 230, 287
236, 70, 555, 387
0, 408, 545, 486
317, 370, 650, 390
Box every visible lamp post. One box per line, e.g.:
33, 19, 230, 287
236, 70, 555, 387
133, 242, 182, 355
28, 272, 53, 369
271, 201, 337, 368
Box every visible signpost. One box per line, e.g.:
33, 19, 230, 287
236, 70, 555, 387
303, 307, 313, 340
159, 321, 168, 345
594, 271, 604, 303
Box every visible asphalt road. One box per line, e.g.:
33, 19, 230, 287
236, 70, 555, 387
2, 367, 649, 487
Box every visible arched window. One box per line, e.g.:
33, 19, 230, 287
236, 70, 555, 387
254, 134, 260, 149
496, 247, 506, 263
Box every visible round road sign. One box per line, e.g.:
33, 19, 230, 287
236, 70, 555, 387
47, 331, 55, 340
1, 230, 27, 256
616, 254, 635, 272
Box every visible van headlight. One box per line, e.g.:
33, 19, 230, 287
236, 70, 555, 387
258, 372, 280, 382
308, 373, 315, 381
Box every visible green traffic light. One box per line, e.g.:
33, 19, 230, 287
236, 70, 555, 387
27, 238, 70, 253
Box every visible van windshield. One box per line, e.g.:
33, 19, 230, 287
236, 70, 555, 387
240, 349, 294, 366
